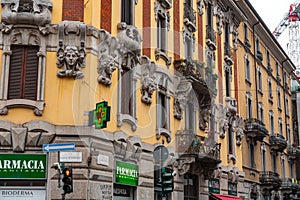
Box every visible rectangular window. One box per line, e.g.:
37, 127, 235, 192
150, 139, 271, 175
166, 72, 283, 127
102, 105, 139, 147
266, 50, 270, 66
262, 149, 266, 172
269, 111, 274, 135
121, 68, 133, 116
244, 23, 248, 41
121, 0, 134, 25
8, 45, 39, 100
286, 124, 290, 144
279, 118, 283, 135
206, 3, 213, 26
258, 103, 264, 123
257, 69, 262, 92
268, 79, 272, 99
157, 90, 169, 130
276, 62, 280, 77
277, 89, 281, 109
157, 13, 167, 53
246, 94, 252, 119
184, 174, 199, 200
185, 35, 193, 59
186, 101, 196, 133
250, 143, 255, 168
285, 96, 289, 116
225, 69, 231, 97
272, 154, 277, 173
245, 55, 250, 81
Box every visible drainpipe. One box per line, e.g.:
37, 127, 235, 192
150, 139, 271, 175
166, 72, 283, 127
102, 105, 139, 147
252, 21, 260, 120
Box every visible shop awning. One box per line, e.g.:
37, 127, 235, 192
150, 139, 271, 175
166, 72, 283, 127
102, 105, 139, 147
210, 193, 243, 200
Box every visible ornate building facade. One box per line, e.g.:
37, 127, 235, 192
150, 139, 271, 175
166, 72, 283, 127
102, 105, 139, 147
0, 0, 298, 200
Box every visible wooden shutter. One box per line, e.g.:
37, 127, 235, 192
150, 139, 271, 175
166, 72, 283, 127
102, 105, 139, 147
8, 45, 38, 100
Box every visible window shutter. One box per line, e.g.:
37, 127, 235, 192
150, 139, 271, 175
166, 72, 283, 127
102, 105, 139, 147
8, 46, 23, 99
8, 45, 38, 100
24, 46, 38, 100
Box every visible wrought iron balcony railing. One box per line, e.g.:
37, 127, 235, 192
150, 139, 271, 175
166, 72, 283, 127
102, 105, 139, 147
184, 3, 196, 32
176, 131, 221, 163
259, 171, 282, 187
244, 118, 269, 141
174, 58, 205, 81
269, 134, 287, 153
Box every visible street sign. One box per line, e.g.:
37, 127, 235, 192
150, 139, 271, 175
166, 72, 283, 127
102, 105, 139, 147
42, 143, 75, 153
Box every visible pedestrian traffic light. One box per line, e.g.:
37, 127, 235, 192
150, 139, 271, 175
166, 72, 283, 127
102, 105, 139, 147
62, 168, 73, 194
161, 167, 174, 194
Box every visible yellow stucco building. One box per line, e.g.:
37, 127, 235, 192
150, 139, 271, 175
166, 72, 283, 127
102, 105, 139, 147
0, 0, 299, 200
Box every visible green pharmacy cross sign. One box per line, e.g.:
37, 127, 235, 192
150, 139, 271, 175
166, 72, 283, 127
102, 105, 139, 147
91, 101, 111, 129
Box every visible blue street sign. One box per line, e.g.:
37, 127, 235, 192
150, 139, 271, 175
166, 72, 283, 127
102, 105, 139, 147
42, 143, 76, 153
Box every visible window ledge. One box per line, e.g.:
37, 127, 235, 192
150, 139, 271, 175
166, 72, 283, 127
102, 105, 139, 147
245, 79, 251, 86
117, 113, 137, 131
0, 99, 44, 116
155, 48, 172, 66
258, 89, 263, 95
156, 128, 171, 143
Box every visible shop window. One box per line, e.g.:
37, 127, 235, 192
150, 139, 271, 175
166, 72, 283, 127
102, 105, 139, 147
121, 0, 134, 25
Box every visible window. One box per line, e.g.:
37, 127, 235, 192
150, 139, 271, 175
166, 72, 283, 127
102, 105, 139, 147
121, 68, 134, 116
245, 54, 250, 82
228, 124, 234, 155
0, 29, 47, 116
246, 93, 252, 119
186, 101, 196, 134
278, 118, 283, 135
157, 13, 167, 53
184, 34, 193, 59
285, 96, 289, 116
225, 67, 231, 97
281, 155, 286, 179
272, 154, 277, 173
256, 38, 260, 52
276, 62, 280, 78
156, 84, 171, 141
244, 23, 248, 41
269, 111, 274, 135
121, 0, 134, 25
261, 143, 267, 172
266, 50, 270, 66
258, 102, 264, 123
268, 78, 273, 100
206, 3, 213, 26
8, 45, 39, 100
249, 143, 255, 168
184, 174, 199, 200
277, 88, 281, 109
286, 124, 290, 143
257, 68, 262, 92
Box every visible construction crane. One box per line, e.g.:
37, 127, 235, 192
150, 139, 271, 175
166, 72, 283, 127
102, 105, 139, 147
273, 1, 300, 69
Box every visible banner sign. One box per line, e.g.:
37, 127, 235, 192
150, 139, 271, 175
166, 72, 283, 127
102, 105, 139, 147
115, 161, 138, 186
208, 178, 220, 194
0, 188, 46, 200
228, 182, 237, 196
0, 154, 46, 179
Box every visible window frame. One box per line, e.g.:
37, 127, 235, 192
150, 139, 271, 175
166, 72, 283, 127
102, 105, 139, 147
121, 0, 134, 25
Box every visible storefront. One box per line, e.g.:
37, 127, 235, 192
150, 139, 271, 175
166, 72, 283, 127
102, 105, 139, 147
113, 161, 138, 200
0, 154, 47, 200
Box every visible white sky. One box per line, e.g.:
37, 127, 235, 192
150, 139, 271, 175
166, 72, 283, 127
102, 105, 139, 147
248, 0, 297, 53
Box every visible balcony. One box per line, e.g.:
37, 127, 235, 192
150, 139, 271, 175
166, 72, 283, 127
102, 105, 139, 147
206, 25, 216, 51
259, 171, 282, 187
281, 178, 299, 192
287, 145, 300, 161
244, 118, 269, 142
174, 59, 205, 81
269, 134, 287, 153
176, 131, 221, 165
224, 42, 234, 65
184, 3, 196, 32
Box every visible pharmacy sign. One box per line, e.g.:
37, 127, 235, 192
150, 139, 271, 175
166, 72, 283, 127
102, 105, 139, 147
0, 154, 47, 179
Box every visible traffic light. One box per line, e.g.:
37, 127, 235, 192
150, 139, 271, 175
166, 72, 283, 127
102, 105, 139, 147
62, 168, 73, 194
161, 167, 174, 194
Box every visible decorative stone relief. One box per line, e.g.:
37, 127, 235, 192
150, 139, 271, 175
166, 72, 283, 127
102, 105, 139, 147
56, 21, 86, 79
199, 104, 211, 131
234, 115, 244, 146
98, 30, 119, 87
183, 26, 196, 52
173, 77, 192, 120
1, 0, 53, 33
215, 6, 224, 35
154, 1, 171, 30
0, 120, 55, 151
197, 0, 207, 15
228, 167, 239, 183
231, 25, 239, 51
225, 97, 237, 123
174, 156, 195, 176
213, 165, 223, 179
140, 56, 157, 105
216, 104, 228, 138
113, 131, 142, 161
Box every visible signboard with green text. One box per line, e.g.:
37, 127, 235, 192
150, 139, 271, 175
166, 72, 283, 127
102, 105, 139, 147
208, 178, 220, 194
0, 154, 47, 179
115, 161, 138, 186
